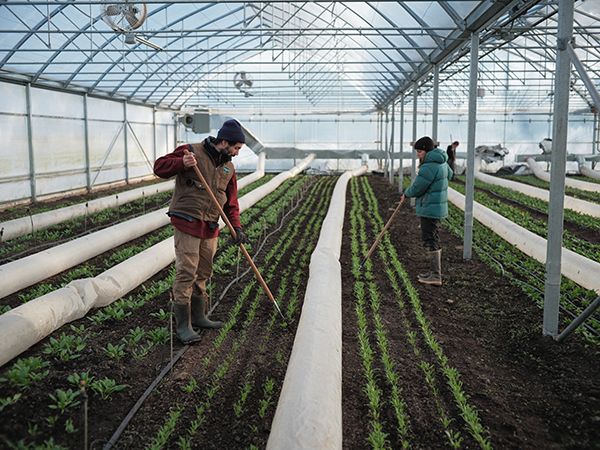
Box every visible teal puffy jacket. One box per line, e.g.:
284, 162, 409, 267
404, 148, 453, 219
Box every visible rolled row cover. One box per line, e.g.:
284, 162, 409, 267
448, 187, 600, 294
526, 157, 600, 193
0, 238, 175, 368
267, 165, 367, 450
0, 208, 171, 300
474, 170, 600, 219
0, 180, 174, 242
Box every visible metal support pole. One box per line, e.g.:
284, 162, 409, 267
389, 103, 395, 185
123, 101, 130, 184
556, 296, 600, 343
432, 64, 439, 144
411, 83, 418, 207
84, 93, 91, 193
385, 108, 389, 179
26, 83, 36, 203
399, 96, 404, 194
152, 107, 157, 163
566, 42, 600, 111
463, 32, 479, 260
544, 0, 574, 337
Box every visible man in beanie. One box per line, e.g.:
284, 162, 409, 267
401, 136, 453, 286
154, 119, 248, 343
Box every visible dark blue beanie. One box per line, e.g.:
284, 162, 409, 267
216, 119, 246, 144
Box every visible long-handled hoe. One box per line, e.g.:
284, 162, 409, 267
358, 197, 405, 271
183, 149, 290, 325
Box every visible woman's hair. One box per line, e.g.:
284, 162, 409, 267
414, 136, 435, 152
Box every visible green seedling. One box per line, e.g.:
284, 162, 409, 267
0, 356, 50, 389
43, 333, 87, 361
132, 341, 155, 360
91, 377, 128, 400
150, 308, 170, 320
181, 377, 197, 393
64, 419, 78, 434
122, 326, 146, 346
68, 372, 94, 388
48, 389, 80, 414
0, 393, 22, 411
102, 343, 126, 359
147, 327, 169, 345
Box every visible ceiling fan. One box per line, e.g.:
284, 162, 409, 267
101, 1, 163, 51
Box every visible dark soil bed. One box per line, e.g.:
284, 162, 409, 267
1, 174, 599, 450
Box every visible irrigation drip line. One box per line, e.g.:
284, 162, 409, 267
87, 177, 313, 449
0, 199, 172, 265
102, 345, 189, 450
213, 181, 305, 310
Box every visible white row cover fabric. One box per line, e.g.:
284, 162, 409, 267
526, 157, 600, 193
474, 170, 600, 219
0, 208, 171, 300
575, 156, 600, 181
0, 180, 175, 242
0, 157, 304, 368
220, 154, 316, 229
448, 187, 600, 294
0, 239, 175, 368
267, 165, 368, 450
237, 152, 266, 191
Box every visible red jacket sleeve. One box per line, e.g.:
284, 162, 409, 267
223, 173, 242, 229
153, 145, 187, 179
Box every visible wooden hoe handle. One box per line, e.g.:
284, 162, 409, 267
359, 196, 406, 269
182, 149, 278, 307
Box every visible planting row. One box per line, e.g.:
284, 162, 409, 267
0, 174, 337, 449
342, 177, 491, 449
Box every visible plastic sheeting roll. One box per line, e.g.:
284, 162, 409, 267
267, 165, 368, 450
448, 187, 600, 294
526, 157, 600, 193
0, 180, 174, 242
474, 170, 600, 219
0, 238, 175, 368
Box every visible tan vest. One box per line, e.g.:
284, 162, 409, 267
169, 141, 235, 223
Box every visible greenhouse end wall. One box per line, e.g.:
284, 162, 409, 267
0, 80, 176, 207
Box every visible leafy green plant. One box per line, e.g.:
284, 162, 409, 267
147, 327, 169, 345
123, 326, 146, 346
150, 308, 170, 320
102, 343, 126, 359
42, 333, 87, 361
0, 356, 50, 390
90, 377, 128, 400
48, 389, 80, 414
181, 377, 198, 393
0, 393, 22, 412
67, 372, 94, 388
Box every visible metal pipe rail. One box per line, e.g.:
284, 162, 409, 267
556, 296, 600, 343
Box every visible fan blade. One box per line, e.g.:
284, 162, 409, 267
125, 12, 139, 28
105, 5, 121, 15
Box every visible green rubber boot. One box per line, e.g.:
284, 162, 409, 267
191, 294, 223, 329
418, 250, 442, 286
173, 302, 202, 344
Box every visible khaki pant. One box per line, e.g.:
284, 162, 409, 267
173, 228, 218, 305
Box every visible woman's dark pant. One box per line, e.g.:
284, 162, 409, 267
420, 217, 441, 251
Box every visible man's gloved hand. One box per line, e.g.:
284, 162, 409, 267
233, 227, 248, 245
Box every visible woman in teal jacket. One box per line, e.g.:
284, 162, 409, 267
401, 136, 453, 286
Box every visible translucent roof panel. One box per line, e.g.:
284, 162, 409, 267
0, 1, 599, 116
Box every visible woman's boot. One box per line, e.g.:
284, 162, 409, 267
191, 294, 223, 329
173, 302, 202, 344
418, 250, 442, 286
